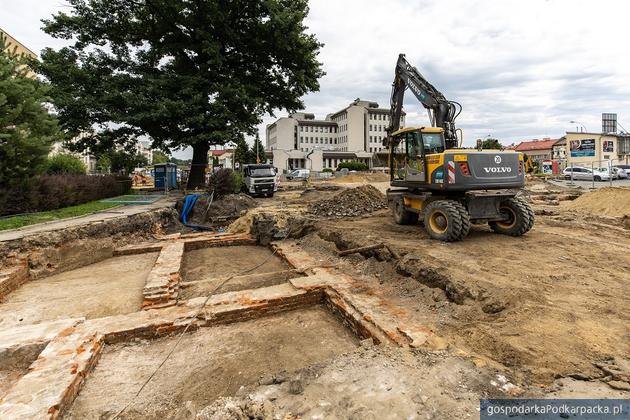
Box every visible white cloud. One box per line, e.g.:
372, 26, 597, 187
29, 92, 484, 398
3, 0, 630, 157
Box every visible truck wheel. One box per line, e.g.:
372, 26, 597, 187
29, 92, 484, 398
392, 198, 418, 225
489, 197, 534, 236
423, 200, 469, 241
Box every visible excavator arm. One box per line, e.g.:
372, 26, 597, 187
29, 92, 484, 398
386, 54, 462, 149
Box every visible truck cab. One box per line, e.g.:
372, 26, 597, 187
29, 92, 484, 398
242, 164, 278, 197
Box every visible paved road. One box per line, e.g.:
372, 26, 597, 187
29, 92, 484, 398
548, 178, 630, 189
0, 198, 177, 242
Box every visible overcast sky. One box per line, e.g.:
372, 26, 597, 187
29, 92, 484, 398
3, 0, 630, 158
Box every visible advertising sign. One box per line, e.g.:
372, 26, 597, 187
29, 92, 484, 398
603, 140, 614, 153
570, 139, 595, 157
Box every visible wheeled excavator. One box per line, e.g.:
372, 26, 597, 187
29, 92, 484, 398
384, 54, 534, 241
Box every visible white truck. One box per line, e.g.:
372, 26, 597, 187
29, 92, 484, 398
242, 164, 278, 197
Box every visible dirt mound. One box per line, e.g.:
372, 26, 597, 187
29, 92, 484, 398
564, 187, 630, 217
308, 185, 387, 217
182, 194, 257, 224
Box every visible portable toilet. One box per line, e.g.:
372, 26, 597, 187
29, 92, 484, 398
153, 163, 177, 190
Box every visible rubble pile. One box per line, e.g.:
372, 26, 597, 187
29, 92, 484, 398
308, 185, 387, 218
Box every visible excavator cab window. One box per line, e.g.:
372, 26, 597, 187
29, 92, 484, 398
422, 133, 445, 155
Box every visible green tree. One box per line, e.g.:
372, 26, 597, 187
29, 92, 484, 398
479, 138, 503, 149
104, 149, 149, 174
234, 135, 253, 167
0, 33, 60, 187
250, 133, 265, 164
96, 154, 111, 173
38, 0, 324, 188
45, 153, 86, 174
152, 150, 169, 164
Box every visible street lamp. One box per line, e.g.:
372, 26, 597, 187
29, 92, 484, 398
569, 120, 587, 133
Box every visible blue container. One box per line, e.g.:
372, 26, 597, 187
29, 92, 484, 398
153, 163, 177, 189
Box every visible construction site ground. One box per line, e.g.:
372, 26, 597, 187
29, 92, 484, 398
0, 174, 628, 419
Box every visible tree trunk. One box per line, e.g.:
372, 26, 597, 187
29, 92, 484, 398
187, 141, 210, 189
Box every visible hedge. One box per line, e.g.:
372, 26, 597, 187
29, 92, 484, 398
337, 160, 369, 171
0, 175, 132, 216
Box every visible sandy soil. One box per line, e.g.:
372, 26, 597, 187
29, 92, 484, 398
199, 345, 504, 420
181, 245, 290, 284
289, 193, 630, 391
66, 306, 358, 419
0, 253, 158, 328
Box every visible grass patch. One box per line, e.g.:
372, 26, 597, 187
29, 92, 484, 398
0, 201, 120, 231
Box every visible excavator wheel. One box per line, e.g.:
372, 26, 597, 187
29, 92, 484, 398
392, 198, 419, 225
423, 200, 470, 242
489, 197, 534, 236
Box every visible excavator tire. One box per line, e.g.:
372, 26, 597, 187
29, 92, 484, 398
489, 197, 534, 236
392, 197, 418, 225
423, 200, 469, 242
452, 201, 471, 238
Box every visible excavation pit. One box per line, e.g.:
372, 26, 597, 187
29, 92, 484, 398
0, 253, 158, 329
66, 306, 359, 419
180, 245, 299, 299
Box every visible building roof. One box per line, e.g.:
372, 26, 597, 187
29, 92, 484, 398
514, 138, 562, 152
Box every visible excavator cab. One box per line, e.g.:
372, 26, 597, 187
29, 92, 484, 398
390, 127, 445, 183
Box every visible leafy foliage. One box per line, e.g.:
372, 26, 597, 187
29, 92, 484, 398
0, 175, 131, 216
250, 133, 265, 164
45, 153, 86, 175
479, 138, 503, 149
152, 150, 169, 164
337, 160, 369, 171
234, 136, 253, 167
208, 168, 240, 198
38, 0, 324, 187
322, 168, 333, 173
0, 33, 61, 187
98, 149, 148, 174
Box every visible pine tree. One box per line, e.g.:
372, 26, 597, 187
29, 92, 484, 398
0, 33, 60, 187
233, 135, 252, 168
250, 133, 265, 164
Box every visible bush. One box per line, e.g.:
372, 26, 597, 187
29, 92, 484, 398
0, 174, 130, 216
322, 168, 333, 173
337, 160, 368, 171
208, 168, 240, 198
232, 171, 244, 193
45, 154, 86, 175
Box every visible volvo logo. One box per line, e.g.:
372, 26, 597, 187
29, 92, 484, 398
494, 155, 502, 164
484, 167, 512, 173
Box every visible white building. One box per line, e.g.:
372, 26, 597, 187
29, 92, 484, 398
50, 132, 97, 173
136, 140, 153, 164
265, 99, 405, 171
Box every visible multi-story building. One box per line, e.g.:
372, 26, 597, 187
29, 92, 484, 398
265, 99, 405, 171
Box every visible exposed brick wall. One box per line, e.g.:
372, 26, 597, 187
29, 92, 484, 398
0, 261, 28, 302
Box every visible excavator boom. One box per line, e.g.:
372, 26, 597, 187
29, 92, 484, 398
386, 54, 461, 149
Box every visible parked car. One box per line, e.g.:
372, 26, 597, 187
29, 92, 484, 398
562, 166, 611, 181
612, 166, 629, 179
286, 169, 310, 180
593, 168, 613, 181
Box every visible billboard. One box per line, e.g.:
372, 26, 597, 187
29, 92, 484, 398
603, 140, 614, 153
602, 113, 617, 133
569, 139, 595, 157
